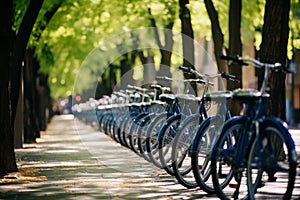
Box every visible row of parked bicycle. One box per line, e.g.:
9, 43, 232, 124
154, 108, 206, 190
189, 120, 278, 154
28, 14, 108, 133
74, 55, 298, 199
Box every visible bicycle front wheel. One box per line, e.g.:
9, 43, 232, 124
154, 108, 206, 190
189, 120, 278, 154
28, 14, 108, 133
172, 114, 202, 188
210, 117, 249, 200
158, 114, 182, 176
191, 116, 221, 193
146, 112, 170, 168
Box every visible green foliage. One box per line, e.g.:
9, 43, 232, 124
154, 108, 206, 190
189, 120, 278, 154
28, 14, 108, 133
29, 0, 300, 99
291, 0, 300, 50
188, 1, 211, 39
13, 0, 30, 32
35, 0, 182, 99
242, 0, 265, 48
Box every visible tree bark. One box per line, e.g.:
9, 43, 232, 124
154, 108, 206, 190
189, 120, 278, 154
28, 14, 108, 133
259, 0, 290, 120
32, 2, 62, 131
10, 0, 44, 126
139, 49, 156, 85
155, 23, 174, 80
24, 49, 40, 143
120, 52, 136, 88
0, 0, 18, 175
0, 0, 44, 174
179, 0, 197, 95
38, 74, 52, 130
204, 0, 227, 74
227, 0, 243, 115
148, 8, 174, 87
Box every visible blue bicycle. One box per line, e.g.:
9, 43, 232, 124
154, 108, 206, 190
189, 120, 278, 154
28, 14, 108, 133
210, 55, 298, 199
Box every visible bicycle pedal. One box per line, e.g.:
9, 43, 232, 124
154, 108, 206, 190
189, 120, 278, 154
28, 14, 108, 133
229, 183, 238, 189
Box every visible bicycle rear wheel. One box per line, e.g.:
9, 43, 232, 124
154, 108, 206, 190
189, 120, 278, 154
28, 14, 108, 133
247, 119, 298, 199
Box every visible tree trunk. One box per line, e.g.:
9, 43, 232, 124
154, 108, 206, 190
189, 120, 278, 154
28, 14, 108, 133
179, 0, 197, 95
32, 2, 62, 131
24, 49, 40, 143
148, 8, 174, 88
204, 0, 227, 74
227, 0, 243, 115
156, 23, 174, 82
0, 0, 44, 174
259, 0, 290, 120
120, 52, 136, 88
10, 0, 44, 125
139, 49, 156, 85
37, 74, 51, 130
0, 0, 18, 175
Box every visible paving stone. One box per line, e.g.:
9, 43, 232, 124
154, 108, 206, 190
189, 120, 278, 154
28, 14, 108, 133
0, 115, 299, 199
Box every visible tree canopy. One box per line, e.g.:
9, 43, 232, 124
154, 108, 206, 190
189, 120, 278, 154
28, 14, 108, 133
25, 0, 300, 99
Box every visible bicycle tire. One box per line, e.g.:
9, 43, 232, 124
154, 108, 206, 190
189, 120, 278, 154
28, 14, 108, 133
145, 112, 170, 168
247, 119, 297, 199
191, 116, 222, 193
115, 114, 128, 145
120, 114, 135, 148
137, 113, 157, 162
172, 114, 202, 188
158, 114, 182, 175
128, 113, 148, 154
210, 117, 247, 200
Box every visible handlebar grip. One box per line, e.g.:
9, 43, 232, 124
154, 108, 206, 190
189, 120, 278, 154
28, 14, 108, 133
220, 55, 248, 66
220, 55, 239, 61
156, 76, 166, 80
221, 72, 236, 80
178, 65, 191, 73
156, 76, 172, 81
221, 72, 240, 82
208, 82, 214, 87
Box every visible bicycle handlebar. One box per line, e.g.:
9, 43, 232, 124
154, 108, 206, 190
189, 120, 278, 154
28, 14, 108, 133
156, 75, 214, 86
156, 75, 214, 97
221, 72, 240, 83
179, 65, 239, 82
220, 55, 249, 66
220, 55, 293, 73
178, 65, 191, 73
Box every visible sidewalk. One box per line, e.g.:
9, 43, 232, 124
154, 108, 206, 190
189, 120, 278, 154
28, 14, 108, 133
0, 115, 299, 199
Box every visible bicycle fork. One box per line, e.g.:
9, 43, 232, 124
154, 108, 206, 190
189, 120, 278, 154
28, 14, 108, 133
230, 119, 256, 199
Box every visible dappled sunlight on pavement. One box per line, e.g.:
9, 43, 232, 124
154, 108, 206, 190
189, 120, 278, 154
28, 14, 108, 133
0, 115, 214, 199
0, 115, 299, 199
